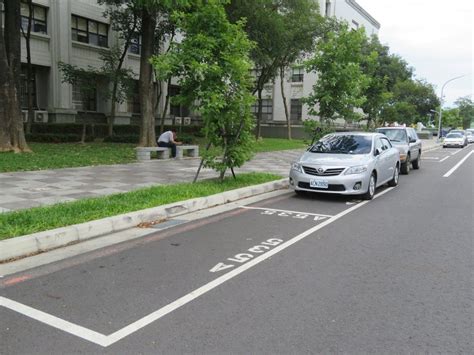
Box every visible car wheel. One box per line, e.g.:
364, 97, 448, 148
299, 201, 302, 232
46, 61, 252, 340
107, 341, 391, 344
388, 165, 399, 187
295, 190, 305, 197
412, 153, 421, 169
401, 155, 410, 174
362, 173, 376, 200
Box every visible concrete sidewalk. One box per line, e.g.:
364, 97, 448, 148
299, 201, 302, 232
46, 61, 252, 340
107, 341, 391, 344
0, 139, 441, 213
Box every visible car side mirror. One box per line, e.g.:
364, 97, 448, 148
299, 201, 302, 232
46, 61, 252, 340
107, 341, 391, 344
409, 138, 417, 143
374, 148, 381, 156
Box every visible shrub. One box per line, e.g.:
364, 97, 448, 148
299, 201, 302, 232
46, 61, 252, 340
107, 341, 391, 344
103, 135, 139, 143
25, 133, 94, 143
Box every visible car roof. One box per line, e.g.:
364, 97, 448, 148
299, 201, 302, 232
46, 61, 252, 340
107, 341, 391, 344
376, 127, 409, 130
329, 131, 379, 136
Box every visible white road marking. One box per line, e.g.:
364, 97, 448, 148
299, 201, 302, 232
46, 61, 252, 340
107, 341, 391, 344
240, 206, 333, 218
439, 156, 450, 163
421, 157, 439, 160
450, 148, 464, 156
0, 187, 395, 347
0, 296, 110, 347
443, 150, 473, 177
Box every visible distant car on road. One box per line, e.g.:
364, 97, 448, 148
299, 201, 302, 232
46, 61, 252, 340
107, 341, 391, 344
443, 133, 466, 148
375, 126, 422, 174
465, 130, 474, 144
289, 132, 400, 200
449, 130, 468, 146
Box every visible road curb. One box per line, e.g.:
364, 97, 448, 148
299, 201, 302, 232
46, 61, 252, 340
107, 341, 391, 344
0, 179, 289, 262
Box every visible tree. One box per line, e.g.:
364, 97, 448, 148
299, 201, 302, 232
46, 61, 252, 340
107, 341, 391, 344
58, 63, 103, 143
273, 0, 325, 139
152, 0, 255, 180
455, 96, 474, 129
99, 0, 140, 136
20, 0, 34, 134
0, 0, 30, 152
382, 79, 439, 125
360, 36, 414, 128
226, 0, 290, 139
304, 23, 371, 123
441, 107, 462, 129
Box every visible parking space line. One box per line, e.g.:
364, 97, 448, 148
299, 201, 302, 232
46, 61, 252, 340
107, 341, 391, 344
439, 156, 450, 163
443, 151, 473, 177
0, 188, 395, 347
240, 206, 333, 218
0, 296, 110, 347
421, 157, 439, 160
450, 148, 464, 156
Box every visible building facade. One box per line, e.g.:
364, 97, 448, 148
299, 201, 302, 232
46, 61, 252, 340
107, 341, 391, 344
16, 0, 379, 127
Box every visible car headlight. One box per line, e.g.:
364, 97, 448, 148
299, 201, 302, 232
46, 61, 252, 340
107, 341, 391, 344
344, 165, 368, 175
291, 162, 303, 173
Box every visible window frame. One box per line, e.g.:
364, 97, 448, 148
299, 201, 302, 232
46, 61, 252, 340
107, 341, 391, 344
291, 67, 304, 83
251, 99, 273, 121
20, 1, 48, 34
71, 15, 108, 48
290, 99, 302, 121
129, 34, 142, 55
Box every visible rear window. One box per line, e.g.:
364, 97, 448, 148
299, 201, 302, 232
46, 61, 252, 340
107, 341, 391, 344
376, 129, 407, 142
310, 135, 372, 154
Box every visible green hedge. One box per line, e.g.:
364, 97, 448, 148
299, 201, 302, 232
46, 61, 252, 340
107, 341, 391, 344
26, 133, 94, 143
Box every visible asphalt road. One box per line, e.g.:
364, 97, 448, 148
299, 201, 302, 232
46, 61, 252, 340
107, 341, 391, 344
1, 145, 473, 354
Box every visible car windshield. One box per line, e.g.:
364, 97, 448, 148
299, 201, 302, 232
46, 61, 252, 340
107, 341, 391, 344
376, 129, 407, 142
446, 133, 462, 138
450, 130, 464, 135
309, 135, 372, 154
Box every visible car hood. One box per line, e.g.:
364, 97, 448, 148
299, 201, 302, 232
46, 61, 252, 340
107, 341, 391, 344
444, 137, 464, 142
298, 152, 371, 166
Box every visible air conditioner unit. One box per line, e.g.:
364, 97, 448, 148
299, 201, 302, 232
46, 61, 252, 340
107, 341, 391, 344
34, 110, 49, 123
21, 110, 28, 123
183, 117, 191, 125
174, 117, 182, 125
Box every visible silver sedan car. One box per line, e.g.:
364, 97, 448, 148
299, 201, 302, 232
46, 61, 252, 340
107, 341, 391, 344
289, 132, 400, 200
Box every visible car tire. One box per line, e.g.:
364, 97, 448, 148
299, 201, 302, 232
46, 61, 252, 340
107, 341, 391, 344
295, 190, 305, 197
412, 153, 421, 169
388, 165, 399, 187
401, 155, 410, 174
362, 173, 376, 200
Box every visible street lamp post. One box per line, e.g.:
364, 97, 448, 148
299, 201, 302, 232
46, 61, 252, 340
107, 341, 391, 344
436, 75, 466, 141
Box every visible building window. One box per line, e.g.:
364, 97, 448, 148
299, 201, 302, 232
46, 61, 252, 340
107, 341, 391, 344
72, 84, 97, 111
290, 99, 302, 121
20, 1, 47, 34
351, 20, 359, 30
71, 15, 108, 48
291, 67, 304, 82
325, 0, 332, 17
168, 85, 190, 117
129, 34, 141, 55
20, 66, 37, 109
251, 99, 273, 121
127, 80, 141, 114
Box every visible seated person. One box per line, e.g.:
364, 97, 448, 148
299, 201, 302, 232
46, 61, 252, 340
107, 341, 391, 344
157, 130, 182, 158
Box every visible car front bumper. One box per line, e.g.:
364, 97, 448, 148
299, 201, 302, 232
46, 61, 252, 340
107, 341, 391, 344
289, 169, 370, 195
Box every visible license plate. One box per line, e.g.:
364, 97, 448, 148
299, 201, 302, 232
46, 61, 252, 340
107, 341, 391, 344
310, 179, 329, 188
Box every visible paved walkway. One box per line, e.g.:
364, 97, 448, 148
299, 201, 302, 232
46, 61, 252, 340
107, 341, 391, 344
0, 139, 441, 213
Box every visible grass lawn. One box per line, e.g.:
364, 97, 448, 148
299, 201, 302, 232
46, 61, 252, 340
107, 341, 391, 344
0, 172, 282, 240
0, 138, 308, 173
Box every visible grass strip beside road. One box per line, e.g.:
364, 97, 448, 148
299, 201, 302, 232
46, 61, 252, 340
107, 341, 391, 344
0, 139, 308, 172
0, 173, 282, 240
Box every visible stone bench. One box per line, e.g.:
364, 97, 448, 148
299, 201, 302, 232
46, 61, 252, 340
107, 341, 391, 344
136, 147, 170, 161
176, 145, 199, 159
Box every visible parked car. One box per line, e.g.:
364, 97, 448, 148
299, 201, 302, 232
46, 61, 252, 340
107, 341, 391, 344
466, 131, 474, 144
443, 133, 466, 148
449, 130, 468, 146
289, 132, 400, 200
375, 126, 422, 174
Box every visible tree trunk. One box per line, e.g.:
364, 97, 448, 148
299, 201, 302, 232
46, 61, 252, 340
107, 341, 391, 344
255, 88, 263, 140
0, 0, 30, 152
280, 66, 291, 140
138, 8, 157, 147
108, 16, 137, 137
160, 77, 172, 134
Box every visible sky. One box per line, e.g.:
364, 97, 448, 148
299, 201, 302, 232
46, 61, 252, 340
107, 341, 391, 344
356, 0, 473, 108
